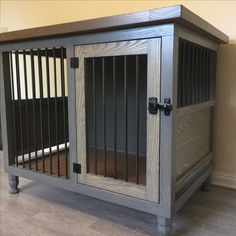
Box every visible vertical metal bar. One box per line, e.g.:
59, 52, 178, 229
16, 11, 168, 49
85, 59, 89, 174
45, 48, 52, 174
203, 48, 207, 101
9, 52, 18, 166
206, 50, 210, 100
93, 58, 97, 175
180, 41, 184, 107
113, 57, 117, 179
195, 47, 199, 103
135, 55, 140, 184
182, 41, 187, 106
23, 50, 31, 169
124, 56, 128, 182
191, 45, 195, 105
53, 47, 60, 176
102, 57, 107, 177
37, 49, 45, 172
199, 47, 203, 102
60, 47, 68, 178
202, 48, 206, 102
177, 40, 183, 107
186, 43, 191, 106
30, 50, 38, 171
15, 51, 25, 168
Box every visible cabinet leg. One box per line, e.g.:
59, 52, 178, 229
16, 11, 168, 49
157, 216, 172, 236
8, 175, 19, 194
200, 175, 211, 192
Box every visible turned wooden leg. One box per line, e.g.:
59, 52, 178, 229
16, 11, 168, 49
157, 216, 172, 236
200, 175, 211, 192
8, 175, 19, 194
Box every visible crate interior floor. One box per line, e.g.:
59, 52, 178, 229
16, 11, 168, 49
20, 148, 146, 185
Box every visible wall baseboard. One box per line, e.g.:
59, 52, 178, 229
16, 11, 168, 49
212, 170, 236, 190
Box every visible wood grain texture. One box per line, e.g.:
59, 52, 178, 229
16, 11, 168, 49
75, 45, 87, 184
176, 107, 212, 180
0, 5, 228, 44
1, 152, 236, 236
75, 39, 160, 202
146, 38, 161, 203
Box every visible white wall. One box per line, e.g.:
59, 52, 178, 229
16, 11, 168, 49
1, 1, 236, 189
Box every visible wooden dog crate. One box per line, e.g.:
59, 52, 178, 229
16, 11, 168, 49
0, 5, 228, 235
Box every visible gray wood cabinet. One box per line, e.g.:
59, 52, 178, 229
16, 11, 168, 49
0, 5, 228, 235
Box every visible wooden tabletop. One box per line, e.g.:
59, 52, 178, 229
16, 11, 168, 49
0, 5, 228, 44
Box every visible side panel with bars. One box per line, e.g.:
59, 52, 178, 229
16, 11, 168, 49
177, 39, 217, 107
5, 48, 69, 178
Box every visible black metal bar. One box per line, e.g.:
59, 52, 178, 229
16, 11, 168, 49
183, 41, 187, 106
113, 57, 117, 179
30, 50, 38, 171
195, 47, 199, 103
191, 45, 195, 104
187, 43, 191, 106
85, 59, 90, 174
45, 48, 52, 174
206, 50, 210, 100
135, 55, 140, 184
102, 57, 107, 177
15, 51, 25, 168
37, 49, 45, 172
23, 50, 31, 169
177, 40, 183, 107
199, 47, 203, 103
53, 47, 60, 176
93, 58, 97, 175
9, 52, 18, 166
180, 41, 186, 106
124, 56, 128, 182
60, 47, 68, 178
203, 49, 206, 101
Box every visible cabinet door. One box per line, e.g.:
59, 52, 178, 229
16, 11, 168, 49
75, 39, 161, 202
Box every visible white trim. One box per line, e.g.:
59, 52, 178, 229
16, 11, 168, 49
212, 170, 236, 190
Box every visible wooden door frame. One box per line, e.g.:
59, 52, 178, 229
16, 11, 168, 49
75, 38, 161, 202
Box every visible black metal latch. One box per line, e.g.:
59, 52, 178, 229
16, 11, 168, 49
70, 57, 79, 68
148, 97, 172, 116
148, 97, 158, 114
73, 163, 81, 174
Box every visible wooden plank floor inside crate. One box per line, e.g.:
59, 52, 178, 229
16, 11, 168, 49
22, 148, 146, 185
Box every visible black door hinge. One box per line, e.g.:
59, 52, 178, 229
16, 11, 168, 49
73, 163, 81, 174
70, 57, 79, 68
